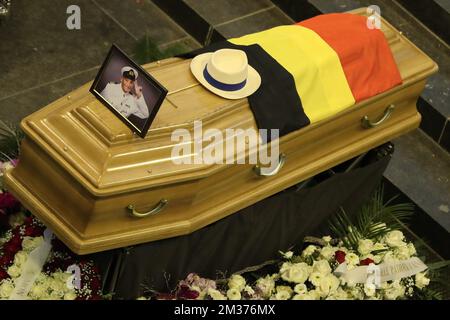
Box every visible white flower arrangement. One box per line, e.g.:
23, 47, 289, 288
147, 226, 446, 301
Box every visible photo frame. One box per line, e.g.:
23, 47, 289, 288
90, 44, 167, 138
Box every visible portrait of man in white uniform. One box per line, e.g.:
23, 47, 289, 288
101, 66, 149, 120
90, 45, 167, 138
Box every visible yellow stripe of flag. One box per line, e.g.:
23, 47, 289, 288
230, 25, 355, 123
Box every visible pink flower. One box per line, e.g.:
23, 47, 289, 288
0, 192, 20, 212
177, 285, 200, 300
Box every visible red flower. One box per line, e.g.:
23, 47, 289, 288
90, 277, 102, 292
0, 209, 8, 228
0, 254, 14, 267
335, 250, 346, 264
360, 258, 375, 266
24, 225, 44, 237
177, 285, 199, 300
23, 216, 34, 226
0, 268, 9, 281
0, 192, 20, 211
3, 234, 22, 255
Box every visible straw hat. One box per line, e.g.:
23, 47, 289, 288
190, 49, 261, 99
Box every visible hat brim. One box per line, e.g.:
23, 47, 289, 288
190, 52, 261, 100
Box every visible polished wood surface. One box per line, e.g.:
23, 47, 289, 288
4, 8, 438, 254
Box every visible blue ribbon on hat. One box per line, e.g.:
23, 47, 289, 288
203, 66, 246, 92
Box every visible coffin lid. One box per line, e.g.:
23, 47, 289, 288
21, 8, 437, 196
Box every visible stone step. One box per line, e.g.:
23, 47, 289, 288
384, 129, 450, 259
0, 0, 200, 125
152, 0, 293, 44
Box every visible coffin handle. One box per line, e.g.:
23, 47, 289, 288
128, 199, 168, 218
361, 104, 395, 128
253, 153, 286, 177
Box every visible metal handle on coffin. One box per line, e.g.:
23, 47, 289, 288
128, 199, 168, 218
361, 104, 395, 129
253, 153, 286, 177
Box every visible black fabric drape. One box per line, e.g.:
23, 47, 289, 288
92, 154, 390, 299
180, 42, 310, 140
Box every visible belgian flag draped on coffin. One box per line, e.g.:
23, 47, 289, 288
183, 13, 402, 139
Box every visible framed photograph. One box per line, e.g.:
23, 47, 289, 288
90, 44, 167, 138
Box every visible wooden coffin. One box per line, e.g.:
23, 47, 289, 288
4, 8, 438, 254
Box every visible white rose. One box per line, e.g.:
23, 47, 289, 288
280, 251, 293, 259
358, 239, 374, 255
320, 246, 336, 261
317, 274, 340, 297
30, 284, 47, 300
407, 243, 417, 256
309, 272, 324, 287
63, 292, 77, 300
332, 287, 349, 300
54, 271, 71, 283
349, 287, 364, 300
382, 251, 399, 263
228, 274, 246, 291
372, 242, 387, 251
22, 236, 43, 252
13, 251, 28, 267
373, 254, 383, 264
8, 212, 27, 228
0, 280, 14, 298
280, 262, 310, 284
49, 290, 65, 300
191, 285, 205, 300
313, 260, 332, 275
7, 265, 21, 278
275, 286, 293, 300
49, 278, 66, 293
208, 288, 226, 300
345, 253, 360, 266
255, 275, 275, 298
302, 245, 317, 257
415, 273, 430, 289
307, 289, 320, 300
293, 291, 318, 300
395, 245, 411, 260
384, 230, 405, 248
226, 288, 241, 300
384, 280, 405, 300
274, 291, 291, 300
322, 236, 332, 243
363, 284, 376, 297
294, 283, 307, 294
384, 288, 400, 300
380, 282, 390, 290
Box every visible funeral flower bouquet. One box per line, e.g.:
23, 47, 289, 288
144, 190, 448, 300
0, 215, 103, 300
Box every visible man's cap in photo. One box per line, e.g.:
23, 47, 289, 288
121, 66, 138, 81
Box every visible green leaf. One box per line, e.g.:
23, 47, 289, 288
328, 185, 414, 250
426, 260, 450, 271
0, 120, 23, 161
